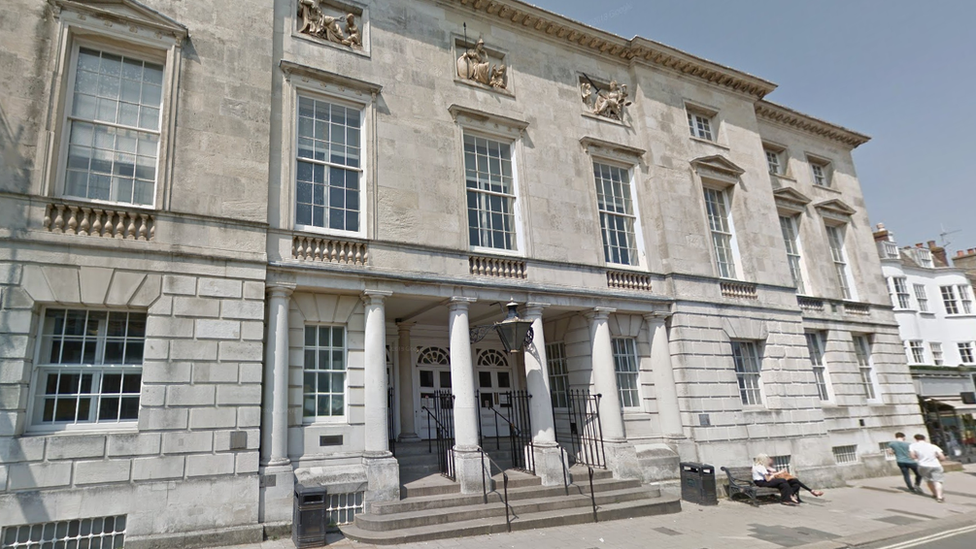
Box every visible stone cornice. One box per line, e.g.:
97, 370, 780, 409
54, 0, 188, 40
279, 60, 383, 95
756, 101, 871, 149
443, 0, 777, 100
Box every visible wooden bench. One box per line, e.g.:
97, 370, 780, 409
720, 466, 781, 506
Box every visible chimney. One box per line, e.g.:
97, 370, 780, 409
872, 223, 892, 243
954, 247, 976, 277
928, 240, 948, 267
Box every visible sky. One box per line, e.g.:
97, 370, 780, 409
528, 0, 976, 256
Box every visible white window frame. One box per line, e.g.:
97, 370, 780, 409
593, 160, 644, 267
612, 337, 641, 409
462, 132, 522, 252
546, 342, 569, 410
703, 186, 740, 279
931, 342, 944, 366
765, 148, 782, 175
28, 308, 146, 434
960, 285, 974, 314
959, 342, 975, 365
907, 340, 926, 365
779, 215, 806, 294
806, 332, 832, 402
853, 335, 880, 401
686, 106, 716, 141
890, 277, 911, 309
833, 445, 858, 464
941, 285, 961, 315
293, 94, 365, 236
302, 324, 349, 423
731, 340, 764, 407
809, 157, 832, 187
914, 284, 930, 313
826, 224, 856, 300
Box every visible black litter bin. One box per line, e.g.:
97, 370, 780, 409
680, 462, 717, 505
293, 483, 328, 548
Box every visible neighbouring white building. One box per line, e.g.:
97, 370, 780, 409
0, 0, 925, 547
874, 225, 976, 456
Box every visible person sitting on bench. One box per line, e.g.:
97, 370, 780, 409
752, 454, 824, 505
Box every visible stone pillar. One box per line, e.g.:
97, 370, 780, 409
397, 322, 420, 442
448, 297, 484, 493
363, 290, 393, 455
259, 284, 294, 524
587, 307, 625, 441
262, 285, 294, 466
587, 307, 640, 480
362, 290, 399, 511
645, 313, 684, 438
523, 303, 567, 486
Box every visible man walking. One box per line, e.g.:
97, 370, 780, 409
910, 434, 947, 502
889, 432, 922, 493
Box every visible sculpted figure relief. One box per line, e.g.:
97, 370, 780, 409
582, 79, 632, 121
298, 0, 362, 48
457, 39, 507, 90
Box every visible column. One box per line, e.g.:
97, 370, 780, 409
262, 284, 294, 466
362, 290, 400, 510
523, 303, 555, 445
397, 322, 420, 442
645, 313, 684, 438
363, 290, 393, 456
524, 303, 567, 486
587, 307, 625, 441
259, 284, 295, 523
448, 297, 485, 494
448, 297, 479, 449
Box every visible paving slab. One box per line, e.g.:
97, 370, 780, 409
217, 464, 976, 549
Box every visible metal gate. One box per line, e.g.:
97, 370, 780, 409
421, 390, 456, 480
387, 387, 396, 457
560, 390, 606, 469
499, 390, 534, 472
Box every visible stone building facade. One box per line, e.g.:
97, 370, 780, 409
0, 0, 925, 546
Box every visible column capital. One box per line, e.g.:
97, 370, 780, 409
523, 302, 550, 320
643, 310, 672, 324
267, 283, 296, 298
396, 321, 416, 334
448, 296, 477, 312
585, 307, 615, 321
362, 289, 393, 305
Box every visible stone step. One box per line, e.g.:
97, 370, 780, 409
372, 477, 650, 516
400, 475, 461, 498
341, 495, 681, 545
356, 486, 660, 532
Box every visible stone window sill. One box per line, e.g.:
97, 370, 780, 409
689, 136, 731, 151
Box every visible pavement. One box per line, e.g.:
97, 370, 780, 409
225, 464, 976, 549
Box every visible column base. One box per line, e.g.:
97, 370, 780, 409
532, 442, 570, 487
364, 454, 400, 513
397, 432, 422, 443
258, 464, 295, 524
604, 440, 641, 481
635, 442, 681, 484
454, 446, 489, 495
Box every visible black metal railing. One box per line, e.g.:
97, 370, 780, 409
480, 449, 515, 532
588, 466, 598, 522
488, 390, 534, 473
387, 387, 396, 457
421, 390, 456, 480
564, 390, 606, 469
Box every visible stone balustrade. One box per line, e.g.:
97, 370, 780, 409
606, 270, 652, 291
292, 234, 369, 265
844, 302, 871, 316
43, 202, 154, 241
797, 296, 825, 312
469, 255, 526, 279
720, 280, 758, 299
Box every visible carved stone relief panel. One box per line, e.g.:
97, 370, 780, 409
455, 38, 509, 92
579, 75, 632, 122
297, 0, 363, 50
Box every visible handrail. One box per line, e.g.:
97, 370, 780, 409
588, 466, 598, 523
480, 448, 515, 532
559, 446, 569, 496
420, 406, 444, 454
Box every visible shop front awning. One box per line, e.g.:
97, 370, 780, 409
928, 397, 976, 413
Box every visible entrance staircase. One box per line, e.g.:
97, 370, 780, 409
341, 440, 681, 544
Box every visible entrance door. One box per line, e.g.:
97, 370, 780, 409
475, 348, 515, 439
416, 346, 452, 440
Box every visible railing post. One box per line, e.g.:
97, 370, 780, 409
481, 449, 487, 504
589, 466, 598, 523
503, 473, 511, 532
